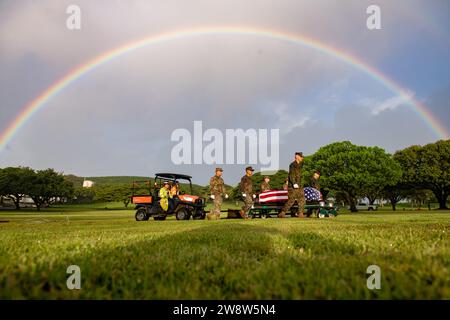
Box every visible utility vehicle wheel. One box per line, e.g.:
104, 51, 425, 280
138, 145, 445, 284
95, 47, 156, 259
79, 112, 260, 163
135, 208, 148, 221
176, 208, 191, 220
153, 215, 167, 221
315, 208, 321, 218
317, 209, 326, 219
261, 210, 270, 219
193, 211, 206, 220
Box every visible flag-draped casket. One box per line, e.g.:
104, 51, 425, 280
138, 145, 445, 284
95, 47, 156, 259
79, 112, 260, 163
258, 188, 322, 203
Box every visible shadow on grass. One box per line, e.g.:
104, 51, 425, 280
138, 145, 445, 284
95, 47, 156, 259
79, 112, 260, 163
0, 204, 132, 214
1, 222, 447, 299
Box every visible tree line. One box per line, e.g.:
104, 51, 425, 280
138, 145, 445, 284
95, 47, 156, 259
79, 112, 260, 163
303, 139, 449, 211
0, 167, 73, 211
228, 139, 449, 211
0, 139, 448, 211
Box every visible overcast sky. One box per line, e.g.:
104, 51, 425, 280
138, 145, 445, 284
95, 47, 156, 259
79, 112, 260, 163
0, 0, 449, 185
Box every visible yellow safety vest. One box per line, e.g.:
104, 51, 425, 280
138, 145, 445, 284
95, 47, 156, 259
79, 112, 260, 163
159, 188, 169, 211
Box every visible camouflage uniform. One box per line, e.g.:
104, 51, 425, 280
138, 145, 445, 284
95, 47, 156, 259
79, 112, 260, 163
240, 175, 254, 217
309, 176, 320, 190
306, 175, 321, 217
280, 161, 305, 217
260, 181, 271, 192
209, 175, 225, 219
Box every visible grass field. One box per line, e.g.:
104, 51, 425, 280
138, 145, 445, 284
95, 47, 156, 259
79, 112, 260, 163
0, 205, 449, 299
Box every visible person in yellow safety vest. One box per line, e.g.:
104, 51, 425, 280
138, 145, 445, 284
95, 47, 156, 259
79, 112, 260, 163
170, 182, 179, 197
159, 181, 171, 211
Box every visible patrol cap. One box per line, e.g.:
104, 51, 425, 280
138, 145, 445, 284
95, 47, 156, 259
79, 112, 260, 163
215, 167, 223, 172
246, 166, 255, 172
295, 152, 304, 157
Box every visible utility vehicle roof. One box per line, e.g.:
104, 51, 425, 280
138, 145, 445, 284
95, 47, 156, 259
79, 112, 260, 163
155, 173, 192, 181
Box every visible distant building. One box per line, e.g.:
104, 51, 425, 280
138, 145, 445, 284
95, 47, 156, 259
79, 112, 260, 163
83, 180, 94, 188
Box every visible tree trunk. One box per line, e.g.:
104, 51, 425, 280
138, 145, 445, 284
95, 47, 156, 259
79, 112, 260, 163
437, 196, 448, 210
31, 197, 41, 211
13, 195, 21, 210
391, 201, 396, 211
347, 195, 358, 212
433, 189, 448, 210
388, 196, 397, 211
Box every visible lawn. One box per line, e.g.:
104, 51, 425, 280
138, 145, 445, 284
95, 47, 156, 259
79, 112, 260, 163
0, 206, 449, 299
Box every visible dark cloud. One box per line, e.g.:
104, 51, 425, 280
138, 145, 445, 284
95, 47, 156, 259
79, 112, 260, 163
0, 0, 448, 184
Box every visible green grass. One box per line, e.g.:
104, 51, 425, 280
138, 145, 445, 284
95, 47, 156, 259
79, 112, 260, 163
0, 207, 449, 299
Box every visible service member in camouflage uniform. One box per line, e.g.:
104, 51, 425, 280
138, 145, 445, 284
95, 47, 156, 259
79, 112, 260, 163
239, 166, 255, 219
208, 168, 228, 220
279, 152, 306, 218
306, 170, 322, 217
309, 170, 321, 190
283, 178, 288, 191
260, 176, 271, 192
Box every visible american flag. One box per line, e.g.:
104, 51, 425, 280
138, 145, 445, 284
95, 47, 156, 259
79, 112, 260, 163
304, 187, 322, 201
259, 190, 288, 203
259, 188, 322, 203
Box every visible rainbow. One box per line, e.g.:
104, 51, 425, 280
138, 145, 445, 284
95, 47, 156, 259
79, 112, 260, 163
0, 26, 448, 152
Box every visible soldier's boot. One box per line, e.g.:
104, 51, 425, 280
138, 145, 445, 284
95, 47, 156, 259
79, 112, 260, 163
278, 211, 286, 218
239, 210, 250, 220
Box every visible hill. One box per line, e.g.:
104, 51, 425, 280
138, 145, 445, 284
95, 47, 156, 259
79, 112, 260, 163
64, 174, 209, 197
64, 175, 150, 187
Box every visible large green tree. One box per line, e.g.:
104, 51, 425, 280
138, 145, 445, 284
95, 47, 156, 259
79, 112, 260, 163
394, 140, 450, 209
28, 169, 74, 211
382, 182, 411, 211
73, 187, 96, 204
307, 141, 401, 212
0, 167, 35, 210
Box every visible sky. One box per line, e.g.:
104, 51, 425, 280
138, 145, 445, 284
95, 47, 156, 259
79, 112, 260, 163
0, 0, 449, 185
